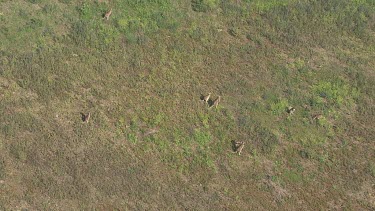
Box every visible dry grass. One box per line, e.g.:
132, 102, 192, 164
0, 0, 375, 210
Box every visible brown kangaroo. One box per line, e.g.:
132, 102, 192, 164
104, 8, 112, 20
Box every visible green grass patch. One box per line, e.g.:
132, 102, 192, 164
312, 79, 360, 108
1, 0, 375, 209
282, 168, 304, 183
269, 98, 289, 115
191, 0, 219, 12
193, 128, 211, 147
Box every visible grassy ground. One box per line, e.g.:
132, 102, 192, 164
1, 0, 374, 210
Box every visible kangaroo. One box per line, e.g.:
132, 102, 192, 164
232, 141, 245, 155
287, 106, 295, 115
211, 96, 221, 109
312, 114, 322, 120
236, 142, 245, 155
203, 93, 211, 104
104, 8, 112, 20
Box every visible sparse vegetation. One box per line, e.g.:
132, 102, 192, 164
0, 0, 374, 210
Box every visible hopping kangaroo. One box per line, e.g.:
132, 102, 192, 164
104, 8, 112, 20
211, 96, 221, 109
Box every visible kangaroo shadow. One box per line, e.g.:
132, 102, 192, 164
80, 112, 87, 122
231, 140, 238, 152
207, 99, 214, 107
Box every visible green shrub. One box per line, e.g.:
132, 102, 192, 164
282, 169, 303, 183
369, 163, 375, 177
193, 129, 211, 147
127, 133, 138, 144
313, 80, 359, 107
0, 159, 5, 179
270, 98, 289, 115
252, 125, 279, 154
191, 0, 219, 12
78, 2, 95, 19
27, 0, 43, 4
